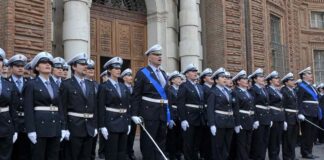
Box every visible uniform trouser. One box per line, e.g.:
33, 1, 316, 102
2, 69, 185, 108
68, 136, 93, 160
12, 132, 31, 160
282, 123, 298, 160
59, 140, 70, 160
98, 134, 105, 156
166, 120, 182, 160
317, 118, 324, 143
182, 125, 202, 160
140, 120, 167, 160
105, 132, 128, 160
250, 124, 270, 160
268, 121, 284, 160
210, 128, 233, 160
0, 136, 13, 160
31, 137, 60, 160
90, 135, 98, 160
199, 125, 211, 160
234, 129, 252, 160
127, 121, 137, 156
300, 116, 317, 156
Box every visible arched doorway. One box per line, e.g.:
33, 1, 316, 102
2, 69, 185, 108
90, 0, 147, 80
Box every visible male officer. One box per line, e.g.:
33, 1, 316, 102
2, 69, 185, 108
51, 57, 65, 87
131, 44, 169, 160
296, 67, 319, 159
0, 48, 18, 160
23, 62, 34, 79
177, 64, 205, 160
8, 54, 30, 160
60, 53, 98, 160
120, 68, 138, 160
317, 83, 324, 143
281, 72, 298, 160
265, 71, 285, 160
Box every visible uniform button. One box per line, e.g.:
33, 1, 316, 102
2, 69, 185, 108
121, 115, 123, 118
41, 121, 44, 124
8, 120, 11, 123
85, 106, 88, 108
120, 103, 122, 106
20, 98, 23, 100
53, 120, 56, 123
52, 112, 55, 114
85, 119, 88, 122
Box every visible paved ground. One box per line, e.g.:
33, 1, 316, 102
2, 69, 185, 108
95, 135, 324, 160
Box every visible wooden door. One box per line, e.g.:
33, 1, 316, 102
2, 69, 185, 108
90, 2, 147, 81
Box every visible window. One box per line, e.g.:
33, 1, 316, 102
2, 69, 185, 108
270, 15, 287, 76
314, 50, 324, 84
311, 12, 324, 29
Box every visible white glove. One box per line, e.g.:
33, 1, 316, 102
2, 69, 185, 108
64, 130, 70, 140
127, 125, 131, 135
270, 121, 273, 128
60, 130, 66, 142
181, 120, 189, 131
28, 132, 37, 144
234, 125, 243, 134
210, 125, 217, 136
131, 116, 142, 124
283, 121, 288, 131
253, 121, 260, 129
13, 132, 18, 143
168, 120, 176, 129
298, 114, 305, 121
94, 129, 98, 137
100, 127, 109, 140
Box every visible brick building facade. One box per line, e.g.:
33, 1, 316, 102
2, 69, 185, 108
0, 0, 324, 83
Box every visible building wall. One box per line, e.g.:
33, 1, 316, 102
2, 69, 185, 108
0, 0, 52, 59
202, 0, 324, 79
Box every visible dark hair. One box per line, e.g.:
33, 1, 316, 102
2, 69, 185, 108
299, 73, 303, 80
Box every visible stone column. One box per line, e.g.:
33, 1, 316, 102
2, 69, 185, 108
63, 0, 92, 61
166, 0, 179, 72
179, 0, 202, 71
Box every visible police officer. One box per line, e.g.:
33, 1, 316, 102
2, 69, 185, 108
62, 63, 69, 80
281, 72, 298, 160
296, 67, 319, 159
231, 70, 255, 160
166, 71, 183, 160
199, 68, 213, 160
224, 71, 234, 92
317, 83, 324, 143
207, 68, 234, 160
60, 53, 98, 160
0, 48, 18, 160
24, 52, 65, 160
119, 68, 137, 160
84, 59, 99, 160
177, 63, 204, 160
24, 62, 34, 79
51, 57, 65, 88
8, 54, 30, 160
131, 44, 169, 160
100, 71, 108, 83
2, 58, 10, 78
98, 57, 131, 160
249, 68, 271, 160
265, 71, 285, 160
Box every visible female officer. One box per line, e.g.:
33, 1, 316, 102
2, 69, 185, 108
98, 57, 131, 160
24, 52, 65, 160
0, 48, 17, 160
